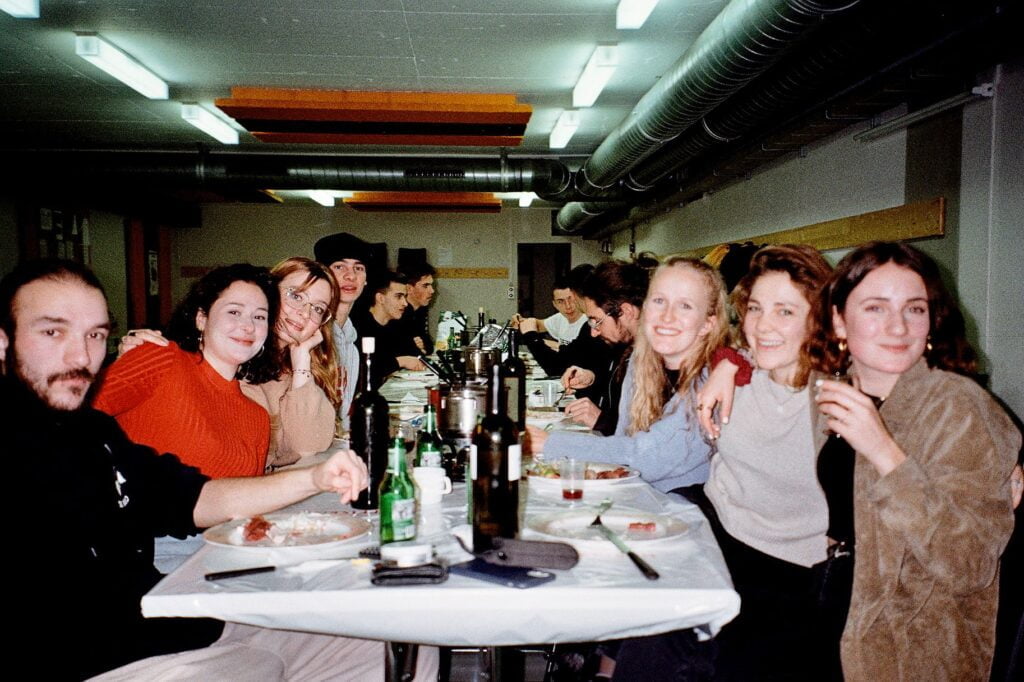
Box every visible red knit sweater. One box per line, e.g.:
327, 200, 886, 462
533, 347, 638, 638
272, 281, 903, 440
93, 342, 270, 479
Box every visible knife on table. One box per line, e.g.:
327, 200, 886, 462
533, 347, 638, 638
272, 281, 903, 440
590, 501, 660, 580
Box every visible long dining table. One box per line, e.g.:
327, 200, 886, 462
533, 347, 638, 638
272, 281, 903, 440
143, 474, 739, 676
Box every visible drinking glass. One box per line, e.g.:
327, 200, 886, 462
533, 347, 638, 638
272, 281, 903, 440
560, 457, 586, 504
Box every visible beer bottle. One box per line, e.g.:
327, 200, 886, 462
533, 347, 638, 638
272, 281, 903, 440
379, 436, 416, 544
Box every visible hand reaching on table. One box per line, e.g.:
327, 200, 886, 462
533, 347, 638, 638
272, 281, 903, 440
564, 397, 601, 429
397, 355, 427, 371
524, 425, 548, 455
561, 365, 595, 393
312, 448, 369, 504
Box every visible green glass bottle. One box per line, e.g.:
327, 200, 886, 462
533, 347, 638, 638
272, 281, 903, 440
416, 405, 445, 468
379, 436, 416, 544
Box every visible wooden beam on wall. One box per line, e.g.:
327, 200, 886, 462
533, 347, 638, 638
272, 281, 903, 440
678, 197, 945, 258
436, 267, 509, 280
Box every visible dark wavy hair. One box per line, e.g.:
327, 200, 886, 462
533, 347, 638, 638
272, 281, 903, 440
577, 260, 649, 318
817, 241, 977, 377
732, 244, 833, 389
166, 264, 281, 384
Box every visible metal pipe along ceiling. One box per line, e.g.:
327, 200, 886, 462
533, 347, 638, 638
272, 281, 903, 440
557, 0, 859, 233
9, 151, 576, 199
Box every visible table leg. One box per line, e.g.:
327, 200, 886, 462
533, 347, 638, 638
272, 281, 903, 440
385, 641, 419, 682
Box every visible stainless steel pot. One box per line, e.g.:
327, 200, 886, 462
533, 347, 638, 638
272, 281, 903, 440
439, 384, 486, 435
463, 347, 500, 381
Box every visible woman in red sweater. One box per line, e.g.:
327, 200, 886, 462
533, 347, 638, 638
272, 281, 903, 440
94, 264, 279, 478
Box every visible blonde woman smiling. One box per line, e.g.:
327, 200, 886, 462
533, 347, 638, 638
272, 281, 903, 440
526, 257, 728, 495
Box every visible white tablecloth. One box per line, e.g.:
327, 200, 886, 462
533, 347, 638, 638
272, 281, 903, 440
143, 479, 739, 647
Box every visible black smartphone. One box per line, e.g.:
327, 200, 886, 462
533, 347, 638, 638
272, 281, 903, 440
449, 558, 556, 589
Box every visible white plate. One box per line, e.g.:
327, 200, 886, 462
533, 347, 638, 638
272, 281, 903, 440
527, 507, 688, 544
525, 409, 566, 429
525, 462, 640, 494
203, 511, 371, 551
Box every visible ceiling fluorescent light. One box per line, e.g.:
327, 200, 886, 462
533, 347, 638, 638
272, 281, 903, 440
181, 103, 239, 144
1, 0, 39, 18
307, 191, 336, 207
74, 33, 168, 99
549, 110, 580, 149
518, 193, 536, 208
616, 0, 659, 29
573, 45, 618, 107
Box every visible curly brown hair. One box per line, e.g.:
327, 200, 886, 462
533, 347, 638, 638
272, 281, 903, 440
167, 264, 281, 385
816, 241, 977, 377
731, 244, 833, 389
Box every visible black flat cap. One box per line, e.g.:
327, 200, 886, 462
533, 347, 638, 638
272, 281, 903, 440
314, 232, 371, 266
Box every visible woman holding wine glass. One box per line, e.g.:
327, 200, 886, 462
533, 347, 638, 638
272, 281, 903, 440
814, 242, 1019, 680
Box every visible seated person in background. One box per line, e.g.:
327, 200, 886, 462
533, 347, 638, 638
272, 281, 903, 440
525, 257, 727, 494
556, 260, 648, 436
397, 261, 436, 355
1, 259, 381, 680
119, 257, 343, 470
94, 264, 279, 479
514, 274, 587, 348
517, 265, 607, 377
315, 231, 371, 432
351, 270, 426, 388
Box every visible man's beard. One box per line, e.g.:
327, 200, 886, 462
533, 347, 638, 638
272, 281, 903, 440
13, 356, 95, 412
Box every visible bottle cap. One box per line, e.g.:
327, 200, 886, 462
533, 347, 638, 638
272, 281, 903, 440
380, 541, 432, 567
361, 337, 376, 353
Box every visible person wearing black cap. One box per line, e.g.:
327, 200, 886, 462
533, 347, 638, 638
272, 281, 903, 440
314, 232, 371, 430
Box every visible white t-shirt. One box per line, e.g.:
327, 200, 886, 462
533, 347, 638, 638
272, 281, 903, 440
542, 312, 587, 345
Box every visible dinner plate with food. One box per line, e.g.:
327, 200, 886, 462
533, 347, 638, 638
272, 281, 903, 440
524, 459, 640, 495
203, 511, 372, 552
527, 507, 688, 545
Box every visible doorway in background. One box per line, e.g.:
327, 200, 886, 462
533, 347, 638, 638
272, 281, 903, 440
516, 243, 571, 318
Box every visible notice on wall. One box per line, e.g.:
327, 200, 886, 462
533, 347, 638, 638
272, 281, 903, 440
436, 246, 453, 266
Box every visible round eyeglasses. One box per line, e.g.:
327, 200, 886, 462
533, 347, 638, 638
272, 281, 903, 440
281, 287, 332, 324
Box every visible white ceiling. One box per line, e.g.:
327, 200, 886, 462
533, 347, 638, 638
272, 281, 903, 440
0, 0, 729, 155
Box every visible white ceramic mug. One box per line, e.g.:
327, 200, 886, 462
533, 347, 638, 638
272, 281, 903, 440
413, 466, 453, 506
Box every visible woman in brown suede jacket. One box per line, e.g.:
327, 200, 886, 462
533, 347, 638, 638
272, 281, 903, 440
815, 242, 1019, 681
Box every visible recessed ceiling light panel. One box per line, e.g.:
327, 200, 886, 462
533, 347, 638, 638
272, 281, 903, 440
617, 0, 660, 29
181, 103, 240, 144
74, 33, 168, 100
1, 0, 38, 18
573, 45, 618, 108
550, 110, 581, 149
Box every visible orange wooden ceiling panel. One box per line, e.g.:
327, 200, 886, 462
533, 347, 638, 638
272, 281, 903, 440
344, 191, 502, 213
251, 132, 524, 146
216, 87, 531, 146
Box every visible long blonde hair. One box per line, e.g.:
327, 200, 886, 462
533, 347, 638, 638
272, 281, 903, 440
270, 257, 343, 410
628, 257, 729, 434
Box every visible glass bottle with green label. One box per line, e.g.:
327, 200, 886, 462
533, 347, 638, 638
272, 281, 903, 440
379, 436, 416, 544
416, 405, 445, 468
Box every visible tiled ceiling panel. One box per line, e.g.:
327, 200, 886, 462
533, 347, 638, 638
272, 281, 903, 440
0, 0, 731, 152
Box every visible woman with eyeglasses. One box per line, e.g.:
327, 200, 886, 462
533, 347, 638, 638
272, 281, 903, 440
110, 258, 342, 473
240, 257, 341, 469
